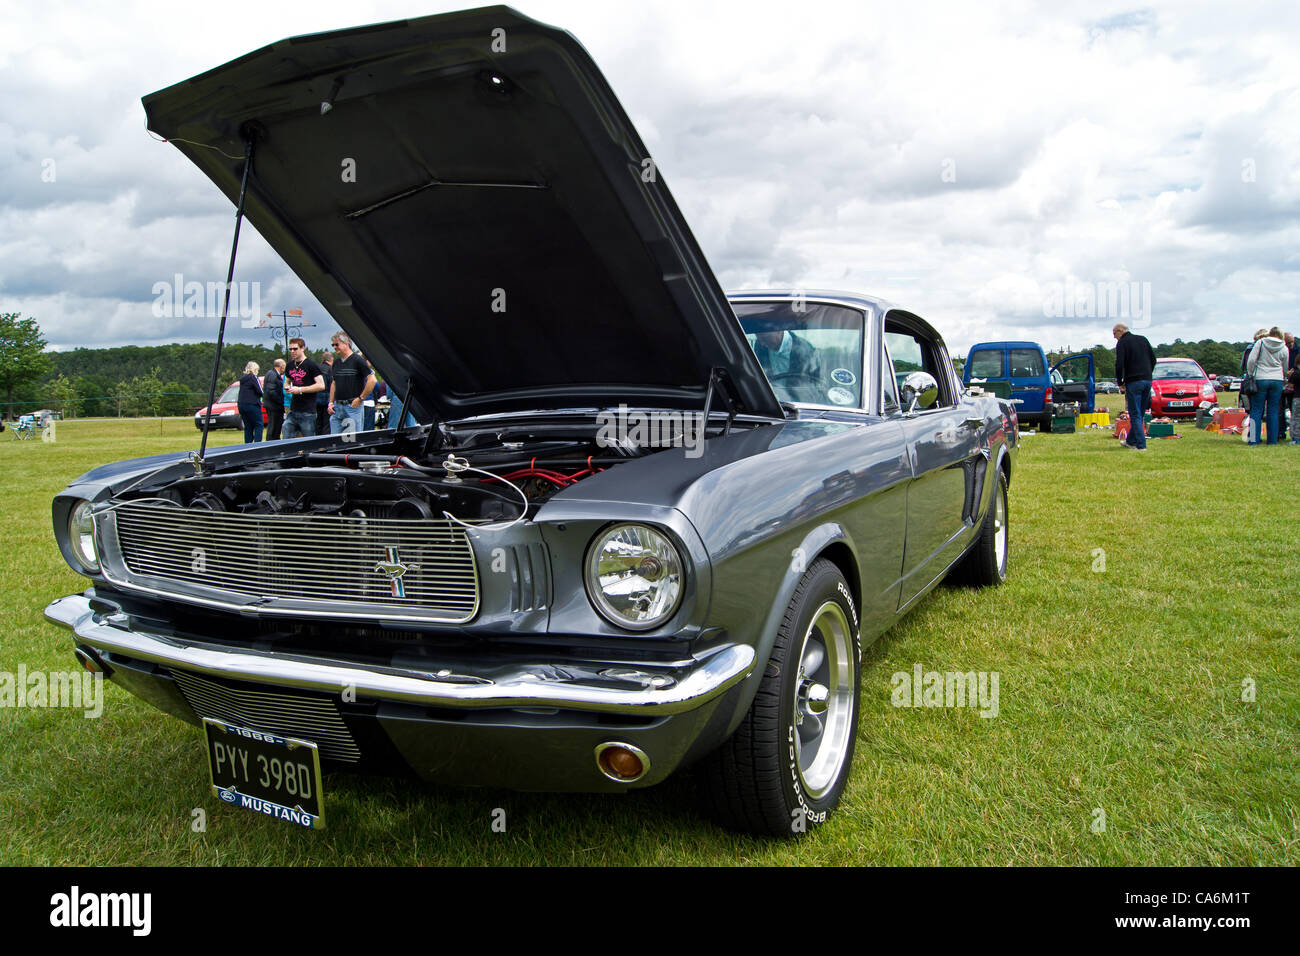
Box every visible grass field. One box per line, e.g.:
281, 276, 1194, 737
1, 407, 1296, 866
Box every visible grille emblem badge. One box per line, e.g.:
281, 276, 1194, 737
374, 547, 421, 597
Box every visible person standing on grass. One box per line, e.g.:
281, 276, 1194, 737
1281, 331, 1297, 440
1288, 359, 1300, 445
237, 361, 263, 443
1113, 322, 1156, 451
281, 338, 325, 439
327, 333, 375, 436
1239, 330, 1266, 413
1246, 326, 1288, 446
262, 357, 286, 440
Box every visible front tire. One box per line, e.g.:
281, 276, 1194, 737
702, 559, 861, 837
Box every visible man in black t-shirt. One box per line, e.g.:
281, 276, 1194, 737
327, 332, 376, 435
281, 338, 325, 439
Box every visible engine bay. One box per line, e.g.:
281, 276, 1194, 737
130, 425, 642, 524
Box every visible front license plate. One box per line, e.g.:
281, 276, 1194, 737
203, 718, 325, 829
1167, 400, 1193, 408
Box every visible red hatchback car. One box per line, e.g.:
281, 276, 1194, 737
193, 378, 268, 430
1149, 358, 1216, 417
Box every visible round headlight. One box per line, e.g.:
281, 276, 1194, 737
584, 524, 684, 631
68, 500, 100, 573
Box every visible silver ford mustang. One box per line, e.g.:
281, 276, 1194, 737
45, 6, 1017, 836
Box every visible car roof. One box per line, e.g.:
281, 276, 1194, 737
727, 288, 896, 315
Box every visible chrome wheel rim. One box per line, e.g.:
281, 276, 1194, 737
792, 601, 855, 799
993, 484, 1007, 574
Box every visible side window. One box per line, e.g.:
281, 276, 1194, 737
968, 349, 1004, 378
1009, 349, 1045, 378
885, 327, 955, 408
1055, 355, 1090, 383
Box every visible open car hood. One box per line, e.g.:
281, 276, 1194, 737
143, 5, 784, 423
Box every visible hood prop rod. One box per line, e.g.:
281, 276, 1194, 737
394, 377, 415, 433
192, 135, 256, 475
703, 366, 739, 437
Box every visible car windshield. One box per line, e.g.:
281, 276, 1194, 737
734, 302, 864, 407
218, 383, 240, 403
1154, 362, 1203, 380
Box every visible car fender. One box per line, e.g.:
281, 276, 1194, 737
714, 520, 860, 740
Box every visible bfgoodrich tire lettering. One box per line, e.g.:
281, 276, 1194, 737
702, 559, 861, 837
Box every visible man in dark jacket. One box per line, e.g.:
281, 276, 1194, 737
262, 358, 286, 440
1113, 322, 1156, 450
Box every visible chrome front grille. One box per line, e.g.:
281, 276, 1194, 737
171, 669, 360, 763
107, 501, 479, 622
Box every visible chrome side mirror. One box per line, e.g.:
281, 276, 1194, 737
900, 372, 939, 416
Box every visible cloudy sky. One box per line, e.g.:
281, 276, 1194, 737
3, 0, 1298, 356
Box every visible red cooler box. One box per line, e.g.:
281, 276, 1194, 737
1212, 408, 1247, 430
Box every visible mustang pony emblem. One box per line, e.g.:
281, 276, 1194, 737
374, 547, 421, 598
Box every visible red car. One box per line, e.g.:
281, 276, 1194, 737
1149, 358, 1216, 417
193, 378, 269, 430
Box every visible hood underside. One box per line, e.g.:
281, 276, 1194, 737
143, 5, 784, 422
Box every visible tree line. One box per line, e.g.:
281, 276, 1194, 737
6, 343, 292, 418
1043, 338, 1256, 379
1, 315, 314, 418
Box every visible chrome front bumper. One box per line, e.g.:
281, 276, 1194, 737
44, 593, 753, 716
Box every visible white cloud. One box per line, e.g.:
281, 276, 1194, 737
3, 0, 1300, 360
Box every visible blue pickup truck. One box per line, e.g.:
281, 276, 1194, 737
962, 341, 1095, 427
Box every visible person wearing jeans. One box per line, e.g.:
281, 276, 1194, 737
1245, 328, 1289, 445
281, 337, 326, 440
1289, 363, 1300, 445
237, 361, 263, 443
1249, 378, 1284, 444
330, 401, 363, 435
282, 409, 316, 439
1113, 322, 1156, 451
1123, 379, 1152, 449
327, 332, 376, 437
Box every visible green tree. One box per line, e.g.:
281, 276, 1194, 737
44, 374, 83, 418
160, 381, 196, 416
1198, 342, 1241, 377
73, 374, 113, 417
0, 313, 52, 413
119, 371, 166, 418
